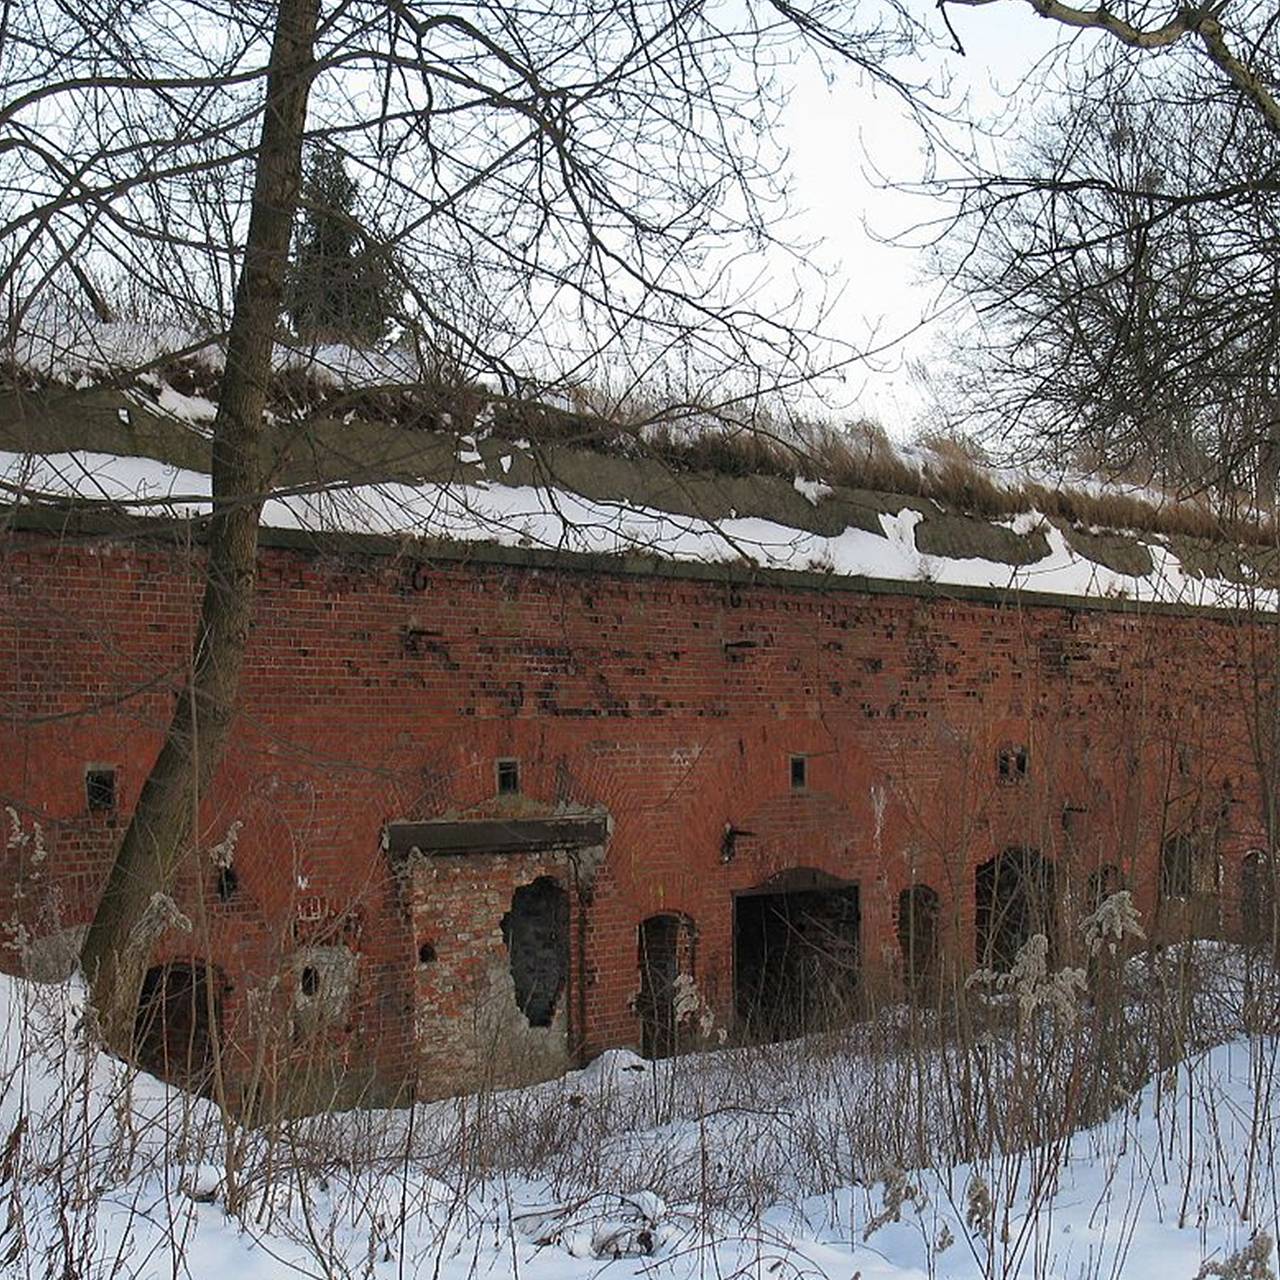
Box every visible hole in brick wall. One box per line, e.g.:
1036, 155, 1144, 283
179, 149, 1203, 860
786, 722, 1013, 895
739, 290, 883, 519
733, 875, 860, 1042
789, 755, 807, 789
418, 941, 437, 965
496, 758, 520, 795
501, 876, 568, 1028
897, 883, 940, 994
216, 866, 239, 902
996, 745, 1028, 784
86, 767, 117, 811
975, 847, 1055, 971
134, 961, 222, 1090
290, 946, 358, 1040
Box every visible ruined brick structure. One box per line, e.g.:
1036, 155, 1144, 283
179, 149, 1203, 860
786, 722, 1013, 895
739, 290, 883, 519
0, 517, 1271, 1103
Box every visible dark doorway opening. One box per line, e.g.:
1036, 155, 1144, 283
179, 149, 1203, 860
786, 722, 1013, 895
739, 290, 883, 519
975, 848, 1056, 971
734, 870, 860, 1042
898, 884, 940, 994
1160, 831, 1221, 938
502, 876, 569, 1028
134, 961, 222, 1089
1241, 850, 1274, 947
637, 913, 694, 1059
1160, 834, 1196, 900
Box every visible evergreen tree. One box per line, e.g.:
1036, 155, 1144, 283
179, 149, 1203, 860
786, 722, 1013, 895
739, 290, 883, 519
288, 148, 396, 344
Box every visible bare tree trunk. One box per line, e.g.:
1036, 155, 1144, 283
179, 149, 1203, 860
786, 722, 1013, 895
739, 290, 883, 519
80, 0, 319, 1045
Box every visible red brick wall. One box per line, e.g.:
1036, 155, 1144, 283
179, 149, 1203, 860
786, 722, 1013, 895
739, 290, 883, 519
0, 529, 1269, 1095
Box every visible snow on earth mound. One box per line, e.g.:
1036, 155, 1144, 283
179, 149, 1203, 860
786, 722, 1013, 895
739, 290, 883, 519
1, 447, 1268, 610
5, 315, 1272, 609
1, 965, 1278, 1279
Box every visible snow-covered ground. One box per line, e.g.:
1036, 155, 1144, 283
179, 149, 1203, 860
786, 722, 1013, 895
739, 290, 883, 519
2, 447, 1268, 611
2, 944, 1278, 1279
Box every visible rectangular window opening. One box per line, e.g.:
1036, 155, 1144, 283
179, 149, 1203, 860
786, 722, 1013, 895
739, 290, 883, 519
789, 755, 807, 790
86, 767, 117, 812
997, 745, 1028, 784
496, 758, 521, 796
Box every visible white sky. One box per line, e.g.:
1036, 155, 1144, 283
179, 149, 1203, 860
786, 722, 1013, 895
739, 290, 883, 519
773, 6, 1081, 434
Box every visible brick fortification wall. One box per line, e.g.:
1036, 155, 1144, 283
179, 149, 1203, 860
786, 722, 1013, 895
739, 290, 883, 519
0, 528, 1268, 1100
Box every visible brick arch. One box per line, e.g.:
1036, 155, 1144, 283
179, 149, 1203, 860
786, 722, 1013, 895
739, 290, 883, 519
134, 959, 226, 1091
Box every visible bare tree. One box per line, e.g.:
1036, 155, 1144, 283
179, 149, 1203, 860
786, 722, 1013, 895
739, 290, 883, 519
942, 0, 1280, 134
926, 10, 1280, 956
926, 18, 1280, 502
75, 0, 321, 1038
0, 0, 932, 1040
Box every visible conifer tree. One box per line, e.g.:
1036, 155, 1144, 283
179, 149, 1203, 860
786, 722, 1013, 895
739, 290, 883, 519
289, 148, 396, 345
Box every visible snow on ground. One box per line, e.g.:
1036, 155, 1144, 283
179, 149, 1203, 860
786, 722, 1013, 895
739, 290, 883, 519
1, 448, 1268, 610
2, 953, 1278, 1279
12, 312, 423, 390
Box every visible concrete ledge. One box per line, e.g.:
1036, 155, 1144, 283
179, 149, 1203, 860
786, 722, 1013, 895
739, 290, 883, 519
385, 815, 611, 860
2, 502, 1272, 623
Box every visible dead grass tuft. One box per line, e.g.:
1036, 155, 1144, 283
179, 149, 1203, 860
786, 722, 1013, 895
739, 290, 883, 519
23, 353, 1280, 548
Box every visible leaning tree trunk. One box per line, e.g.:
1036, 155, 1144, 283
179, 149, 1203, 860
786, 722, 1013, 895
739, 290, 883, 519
80, 0, 320, 1046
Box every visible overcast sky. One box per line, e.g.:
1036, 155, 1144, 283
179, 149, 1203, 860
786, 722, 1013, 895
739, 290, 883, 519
774, 6, 1076, 435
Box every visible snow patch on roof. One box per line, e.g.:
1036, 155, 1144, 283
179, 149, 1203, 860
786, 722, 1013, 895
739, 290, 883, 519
2, 449, 1268, 610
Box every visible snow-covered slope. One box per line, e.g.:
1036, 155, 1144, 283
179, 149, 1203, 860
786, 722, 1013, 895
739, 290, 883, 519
2, 961, 1277, 1280
2, 319, 1273, 608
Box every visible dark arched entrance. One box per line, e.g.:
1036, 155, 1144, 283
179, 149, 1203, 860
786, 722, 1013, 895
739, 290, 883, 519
733, 867, 860, 1041
975, 848, 1056, 971
1160, 831, 1220, 937
134, 961, 223, 1089
1242, 849, 1274, 947
637, 913, 696, 1059
898, 884, 940, 993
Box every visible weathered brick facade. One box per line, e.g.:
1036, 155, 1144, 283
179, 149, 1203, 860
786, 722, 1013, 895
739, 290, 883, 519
0, 522, 1269, 1102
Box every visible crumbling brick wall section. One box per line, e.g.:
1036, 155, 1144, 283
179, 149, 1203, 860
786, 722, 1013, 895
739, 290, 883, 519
0, 527, 1273, 1097
407, 846, 595, 1098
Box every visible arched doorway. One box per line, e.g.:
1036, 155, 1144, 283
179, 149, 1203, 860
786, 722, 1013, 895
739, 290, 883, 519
897, 884, 940, 993
1160, 831, 1221, 937
134, 961, 223, 1089
1241, 849, 1274, 947
975, 848, 1056, 970
637, 913, 696, 1058
733, 867, 860, 1041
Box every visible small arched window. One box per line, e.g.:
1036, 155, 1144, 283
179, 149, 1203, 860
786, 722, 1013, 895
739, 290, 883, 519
897, 884, 941, 992
1160, 835, 1196, 900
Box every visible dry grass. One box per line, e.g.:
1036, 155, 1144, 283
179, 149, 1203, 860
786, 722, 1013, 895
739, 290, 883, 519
12, 352, 1279, 548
